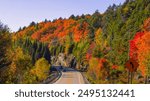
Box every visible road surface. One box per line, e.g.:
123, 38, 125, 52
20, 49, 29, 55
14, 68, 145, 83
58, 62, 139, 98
54, 68, 85, 84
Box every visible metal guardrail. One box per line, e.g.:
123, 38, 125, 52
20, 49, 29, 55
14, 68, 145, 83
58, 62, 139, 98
43, 67, 62, 84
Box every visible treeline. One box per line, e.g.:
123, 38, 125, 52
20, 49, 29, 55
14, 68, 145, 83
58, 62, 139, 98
14, 0, 150, 84
0, 22, 11, 69
15, 38, 51, 64
0, 23, 51, 83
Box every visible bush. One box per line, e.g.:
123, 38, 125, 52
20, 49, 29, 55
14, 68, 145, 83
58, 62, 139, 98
31, 58, 50, 82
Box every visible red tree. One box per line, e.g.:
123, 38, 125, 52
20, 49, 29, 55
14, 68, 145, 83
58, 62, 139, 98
129, 32, 144, 60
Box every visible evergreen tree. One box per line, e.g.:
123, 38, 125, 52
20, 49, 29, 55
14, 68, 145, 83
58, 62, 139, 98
43, 45, 51, 63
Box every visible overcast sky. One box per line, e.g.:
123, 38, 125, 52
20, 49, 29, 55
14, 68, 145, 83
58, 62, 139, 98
0, 0, 125, 32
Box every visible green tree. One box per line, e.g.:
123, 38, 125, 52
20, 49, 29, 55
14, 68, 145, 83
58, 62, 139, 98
0, 22, 11, 69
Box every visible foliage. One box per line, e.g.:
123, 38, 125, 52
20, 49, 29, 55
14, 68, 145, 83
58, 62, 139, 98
1, 0, 150, 84
87, 57, 110, 83
31, 58, 50, 82
2, 47, 33, 83
129, 32, 144, 60
0, 22, 11, 69
136, 32, 150, 77
129, 18, 150, 77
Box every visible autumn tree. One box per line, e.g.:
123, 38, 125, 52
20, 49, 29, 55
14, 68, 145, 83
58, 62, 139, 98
136, 32, 150, 82
31, 58, 50, 82
87, 57, 110, 83
135, 18, 150, 82
3, 47, 33, 83
0, 22, 11, 83
93, 28, 105, 58
129, 32, 144, 60
143, 18, 150, 32
0, 22, 11, 69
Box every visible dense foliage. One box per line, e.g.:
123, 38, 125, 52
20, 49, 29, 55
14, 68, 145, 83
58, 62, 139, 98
0, 0, 150, 83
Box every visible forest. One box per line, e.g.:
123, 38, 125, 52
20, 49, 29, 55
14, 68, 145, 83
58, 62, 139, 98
0, 0, 150, 84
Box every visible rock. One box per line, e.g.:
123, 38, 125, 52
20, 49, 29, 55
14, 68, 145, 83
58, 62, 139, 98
51, 56, 56, 64
51, 53, 78, 69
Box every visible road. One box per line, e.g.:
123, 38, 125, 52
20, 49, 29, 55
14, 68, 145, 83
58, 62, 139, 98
54, 67, 85, 84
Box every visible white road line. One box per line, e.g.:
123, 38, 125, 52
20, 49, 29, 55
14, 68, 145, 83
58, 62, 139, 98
78, 72, 81, 84
54, 72, 63, 84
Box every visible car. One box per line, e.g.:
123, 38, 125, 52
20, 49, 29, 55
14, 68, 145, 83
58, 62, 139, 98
63, 69, 66, 72
60, 66, 63, 70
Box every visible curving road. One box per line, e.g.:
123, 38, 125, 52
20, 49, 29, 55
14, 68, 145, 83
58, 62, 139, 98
54, 68, 85, 84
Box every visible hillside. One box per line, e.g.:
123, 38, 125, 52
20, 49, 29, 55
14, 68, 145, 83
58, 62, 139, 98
0, 0, 150, 84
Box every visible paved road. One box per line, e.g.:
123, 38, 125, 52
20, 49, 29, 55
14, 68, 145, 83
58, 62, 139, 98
54, 68, 85, 84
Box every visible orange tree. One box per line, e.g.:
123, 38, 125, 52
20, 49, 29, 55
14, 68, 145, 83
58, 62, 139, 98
132, 18, 150, 82
136, 32, 150, 78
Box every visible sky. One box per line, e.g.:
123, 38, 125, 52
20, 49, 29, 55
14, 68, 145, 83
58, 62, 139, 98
0, 0, 125, 32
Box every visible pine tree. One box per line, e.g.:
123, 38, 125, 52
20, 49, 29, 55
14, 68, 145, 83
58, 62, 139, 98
43, 45, 51, 63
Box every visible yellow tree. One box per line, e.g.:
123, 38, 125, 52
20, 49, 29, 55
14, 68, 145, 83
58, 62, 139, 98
88, 57, 109, 83
33, 58, 50, 82
95, 28, 107, 51
95, 28, 102, 46
6, 47, 32, 83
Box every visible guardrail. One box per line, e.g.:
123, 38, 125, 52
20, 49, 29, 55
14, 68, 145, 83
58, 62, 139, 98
43, 66, 62, 84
